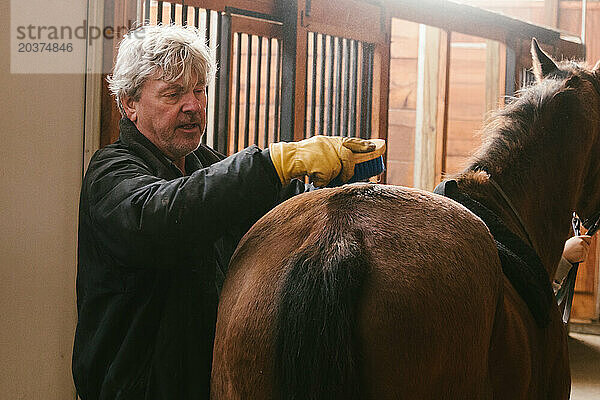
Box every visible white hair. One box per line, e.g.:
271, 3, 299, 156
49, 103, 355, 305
107, 24, 217, 116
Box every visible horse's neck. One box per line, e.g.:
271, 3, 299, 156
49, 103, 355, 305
455, 75, 600, 278
460, 161, 580, 279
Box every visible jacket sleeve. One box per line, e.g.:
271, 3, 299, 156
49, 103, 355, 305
84, 145, 282, 268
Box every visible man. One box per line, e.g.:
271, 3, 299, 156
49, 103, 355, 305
72, 24, 384, 400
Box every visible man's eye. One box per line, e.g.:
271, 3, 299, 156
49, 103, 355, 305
165, 93, 178, 98
194, 88, 206, 94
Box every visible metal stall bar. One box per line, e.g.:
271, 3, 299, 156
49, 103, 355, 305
327, 35, 335, 136
273, 39, 282, 142
244, 35, 253, 148
214, 12, 231, 155
342, 38, 350, 137
303, 34, 310, 139
194, 7, 200, 27
349, 39, 358, 137
182, 4, 188, 25
170, 2, 176, 23
254, 36, 263, 145
233, 32, 242, 152
206, 9, 211, 42
201, 9, 213, 145
264, 37, 272, 148
360, 42, 374, 139
310, 32, 318, 137
157, 1, 163, 24
319, 34, 326, 135
144, 0, 151, 22
335, 36, 343, 135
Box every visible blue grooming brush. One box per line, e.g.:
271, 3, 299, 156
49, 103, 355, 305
327, 155, 385, 187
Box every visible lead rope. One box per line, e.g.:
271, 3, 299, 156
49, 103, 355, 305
488, 177, 536, 248
556, 213, 581, 324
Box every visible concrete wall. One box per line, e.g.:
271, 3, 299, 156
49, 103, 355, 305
0, 0, 85, 398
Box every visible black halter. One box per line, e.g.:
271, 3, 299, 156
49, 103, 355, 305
582, 211, 600, 234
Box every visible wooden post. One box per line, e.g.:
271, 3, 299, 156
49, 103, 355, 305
413, 24, 441, 191
277, 0, 298, 142
485, 40, 501, 115
435, 30, 451, 185
84, 0, 106, 169
294, 0, 308, 141
544, 0, 559, 28
371, 10, 391, 144
215, 13, 232, 155
278, 0, 307, 142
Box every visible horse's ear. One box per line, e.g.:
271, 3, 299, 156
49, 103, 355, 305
593, 60, 600, 74
531, 38, 559, 81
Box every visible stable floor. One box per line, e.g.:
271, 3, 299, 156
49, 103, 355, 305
569, 333, 600, 399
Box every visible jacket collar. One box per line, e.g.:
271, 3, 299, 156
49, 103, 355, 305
119, 118, 203, 178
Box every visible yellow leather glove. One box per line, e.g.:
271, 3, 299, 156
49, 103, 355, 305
269, 136, 386, 187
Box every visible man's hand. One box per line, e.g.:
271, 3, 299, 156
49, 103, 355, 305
563, 235, 592, 264
269, 136, 386, 187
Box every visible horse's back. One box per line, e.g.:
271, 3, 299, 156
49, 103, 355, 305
212, 184, 503, 399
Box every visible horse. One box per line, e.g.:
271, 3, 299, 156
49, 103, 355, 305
211, 39, 600, 399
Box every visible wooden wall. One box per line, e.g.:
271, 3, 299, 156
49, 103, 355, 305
386, 27, 504, 186
387, 19, 419, 186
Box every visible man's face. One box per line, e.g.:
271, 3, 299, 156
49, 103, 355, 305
124, 74, 207, 162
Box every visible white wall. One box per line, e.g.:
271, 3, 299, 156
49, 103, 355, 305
0, 0, 85, 398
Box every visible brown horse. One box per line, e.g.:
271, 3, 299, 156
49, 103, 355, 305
211, 40, 600, 399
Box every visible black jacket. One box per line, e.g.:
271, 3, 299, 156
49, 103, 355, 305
73, 119, 303, 399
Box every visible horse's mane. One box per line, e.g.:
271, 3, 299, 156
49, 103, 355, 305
460, 61, 592, 184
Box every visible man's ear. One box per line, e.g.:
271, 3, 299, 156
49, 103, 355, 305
121, 95, 138, 122
531, 38, 559, 82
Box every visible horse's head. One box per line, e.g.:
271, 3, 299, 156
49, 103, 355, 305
531, 38, 600, 229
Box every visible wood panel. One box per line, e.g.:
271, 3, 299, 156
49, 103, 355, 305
386, 18, 419, 186
389, 59, 418, 109
303, 0, 386, 44
372, 14, 392, 145
443, 34, 489, 175
182, 0, 276, 16
388, 109, 416, 162
382, 0, 582, 57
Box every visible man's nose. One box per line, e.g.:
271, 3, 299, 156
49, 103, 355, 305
181, 91, 205, 114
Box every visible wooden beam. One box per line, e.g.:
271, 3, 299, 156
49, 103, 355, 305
231, 15, 283, 38
413, 25, 441, 191
485, 40, 501, 115
84, 0, 105, 168
435, 30, 451, 185
381, 0, 583, 59
301, 0, 386, 44
182, 0, 277, 16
